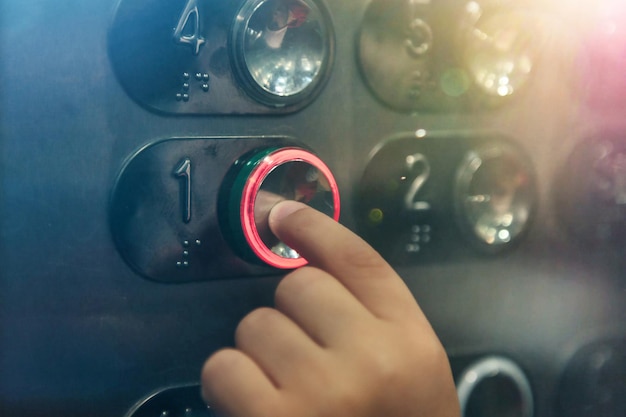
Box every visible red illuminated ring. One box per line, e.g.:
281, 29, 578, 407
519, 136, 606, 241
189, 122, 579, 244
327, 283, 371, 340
240, 148, 341, 269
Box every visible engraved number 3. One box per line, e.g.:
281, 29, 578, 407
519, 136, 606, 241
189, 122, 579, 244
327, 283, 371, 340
174, 0, 205, 55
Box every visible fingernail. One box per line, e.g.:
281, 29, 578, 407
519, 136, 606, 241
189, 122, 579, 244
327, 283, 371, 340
268, 200, 309, 225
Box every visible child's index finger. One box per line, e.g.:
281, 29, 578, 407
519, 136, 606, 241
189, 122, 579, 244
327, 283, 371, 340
268, 200, 424, 322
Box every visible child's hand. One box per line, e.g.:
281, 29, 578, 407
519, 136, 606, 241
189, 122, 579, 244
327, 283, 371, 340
201, 201, 460, 417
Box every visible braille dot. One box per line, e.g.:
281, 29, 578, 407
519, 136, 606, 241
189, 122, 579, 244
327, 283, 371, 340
202, 73, 209, 81
183, 250, 189, 257
183, 93, 189, 102
202, 83, 209, 92
176, 262, 183, 268
183, 72, 190, 80
405, 243, 420, 253
195, 239, 202, 246
195, 72, 202, 80
408, 88, 421, 99
176, 93, 183, 101
182, 82, 190, 91
183, 261, 189, 267
183, 240, 190, 247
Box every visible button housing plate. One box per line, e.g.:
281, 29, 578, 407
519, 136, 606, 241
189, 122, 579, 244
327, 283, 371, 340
110, 137, 296, 282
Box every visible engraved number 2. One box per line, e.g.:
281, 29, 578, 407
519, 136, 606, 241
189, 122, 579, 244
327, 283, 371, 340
404, 153, 431, 211
173, 0, 205, 55
174, 158, 192, 223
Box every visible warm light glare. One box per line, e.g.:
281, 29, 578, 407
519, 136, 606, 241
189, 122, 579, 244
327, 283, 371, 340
464, 9, 535, 98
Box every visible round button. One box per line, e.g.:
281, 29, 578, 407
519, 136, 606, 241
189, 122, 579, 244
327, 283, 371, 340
222, 147, 340, 269
558, 339, 626, 417
454, 141, 536, 252
461, 7, 537, 99
231, 0, 334, 107
556, 135, 626, 245
457, 356, 534, 417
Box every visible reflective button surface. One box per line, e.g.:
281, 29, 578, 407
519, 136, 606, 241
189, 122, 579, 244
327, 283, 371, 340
231, 0, 334, 106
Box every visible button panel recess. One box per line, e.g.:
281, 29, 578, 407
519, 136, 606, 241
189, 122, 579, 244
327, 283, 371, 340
356, 131, 537, 264
110, 137, 335, 282
108, 0, 334, 114
358, 0, 544, 112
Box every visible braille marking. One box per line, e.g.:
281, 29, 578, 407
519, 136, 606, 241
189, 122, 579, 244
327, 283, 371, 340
176, 239, 202, 268
406, 224, 432, 254
177, 71, 211, 100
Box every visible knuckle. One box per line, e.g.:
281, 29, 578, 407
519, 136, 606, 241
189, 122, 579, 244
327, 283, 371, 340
411, 326, 447, 367
318, 381, 364, 417
274, 267, 324, 306
340, 240, 390, 272
360, 326, 446, 387
368, 348, 404, 384
201, 348, 231, 379
235, 307, 278, 341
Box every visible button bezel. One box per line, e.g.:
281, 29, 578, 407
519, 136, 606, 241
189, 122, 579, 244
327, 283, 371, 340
228, 147, 340, 269
456, 356, 534, 417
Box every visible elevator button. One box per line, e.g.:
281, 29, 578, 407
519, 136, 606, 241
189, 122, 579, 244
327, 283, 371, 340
110, 137, 298, 282
231, 0, 334, 107
454, 141, 536, 252
221, 147, 340, 269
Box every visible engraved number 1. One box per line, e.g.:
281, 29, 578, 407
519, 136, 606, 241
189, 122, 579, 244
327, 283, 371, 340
174, 158, 192, 223
173, 0, 205, 55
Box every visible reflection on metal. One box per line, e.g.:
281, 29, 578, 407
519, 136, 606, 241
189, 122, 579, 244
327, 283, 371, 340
173, 158, 192, 223
232, 0, 333, 106
556, 136, 626, 245
124, 384, 214, 417
454, 142, 536, 251
358, 0, 435, 111
358, 0, 542, 111
173, 0, 205, 55
456, 356, 534, 417
462, 6, 535, 98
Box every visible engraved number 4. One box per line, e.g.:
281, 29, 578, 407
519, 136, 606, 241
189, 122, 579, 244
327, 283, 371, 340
173, 0, 205, 55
